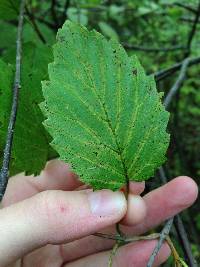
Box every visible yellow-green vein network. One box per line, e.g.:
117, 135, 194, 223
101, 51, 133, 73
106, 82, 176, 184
41, 21, 170, 190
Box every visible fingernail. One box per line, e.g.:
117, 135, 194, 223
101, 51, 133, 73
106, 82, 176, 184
88, 190, 126, 217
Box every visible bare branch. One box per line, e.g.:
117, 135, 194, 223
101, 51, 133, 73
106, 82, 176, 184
164, 58, 190, 108
36, 17, 56, 31
158, 167, 167, 184
185, 1, 200, 57
123, 43, 185, 52
154, 56, 200, 81
61, 0, 70, 26
180, 17, 200, 24
147, 218, 174, 267
51, 0, 59, 28
159, 168, 198, 267
25, 5, 46, 44
148, 57, 195, 267
0, 0, 26, 201
174, 2, 198, 14
94, 232, 161, 243
174, 215, 198, 267
25, 6, 46, 44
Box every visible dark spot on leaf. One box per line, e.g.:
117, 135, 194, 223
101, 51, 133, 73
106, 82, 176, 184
132, 69, 137, 75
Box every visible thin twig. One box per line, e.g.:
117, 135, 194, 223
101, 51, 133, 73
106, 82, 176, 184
180, 17, 200, 24
154, 56, 200, 81
148, 57, 192, 267
108, 242, 120, 267
0, 0, 25, 201
185, 0, 200, 57
159, 168, 198, 267
174, 3, 198, 14
94, 232, 160, 243
60, 0, 70, 26
158, 167, 167, 184
36, 17, 56, 30
147, 218, 174, 267
174, 216, 198, 266
123, 43, 185, 52
25, 5, 46, 44
164, 58, 190, 109
51, 0, 59, 28
157, 58, 198, 266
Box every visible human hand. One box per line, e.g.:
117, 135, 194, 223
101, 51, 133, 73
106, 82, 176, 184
0, 160, 198, 267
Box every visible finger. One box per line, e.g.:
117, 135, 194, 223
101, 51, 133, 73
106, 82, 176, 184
122, 176, 198, 235
120, 181, 145, 195
51, 193, 147, 263
0, 189, 126, 267
2, 159, 82, 207
58, 176, 197, 261
121, 194, 147, 225
120, 181, 147, 225
76, 181, 145, 194
129, 181, 145, 195
65, 240, 170, 267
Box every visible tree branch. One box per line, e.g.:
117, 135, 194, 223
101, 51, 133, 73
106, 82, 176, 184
25, 5, 46, 44
123, 43, 185, 52
154, 56, 200, 81
147, 218, 174, 267
51, 0, 59, 28
36, 17, 56, 31
164, 58, 190, 108
0, 0, 25, 201
185, 0, 200, 57
60, 0, 70, 26
159, 168, 198, 267
156, 54, 198, 266
180, 17, 200, 24
94, 232, 161, 243
174, 2, 198, 14
174, 215, 198, 266
148, 55, 195, 266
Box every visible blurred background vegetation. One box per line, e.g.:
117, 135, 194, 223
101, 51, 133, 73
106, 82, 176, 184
0, 0, 199, 265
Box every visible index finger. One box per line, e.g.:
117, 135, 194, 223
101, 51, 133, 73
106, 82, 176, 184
2, 159, 82, 207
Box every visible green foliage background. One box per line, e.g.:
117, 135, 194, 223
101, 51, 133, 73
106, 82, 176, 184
0, 0, 200, 264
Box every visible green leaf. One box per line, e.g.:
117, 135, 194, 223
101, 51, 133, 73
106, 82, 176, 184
0, 21, 56, 55
0, 43, 56, 176
41, 21, 170, 190
0, 0, 19, 20
67, 7, 88, 26
0, 21, 17, 51
22, 22, 56, 45
98, 21, 119, 40
71, 0, 102, 8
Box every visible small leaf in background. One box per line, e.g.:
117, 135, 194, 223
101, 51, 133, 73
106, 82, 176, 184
67, 7, 88, 26
0, 21, 56, 55
0, 21, 17, 53
98, 21, 119, 40
23, 23, 56, 45
109, 4, 125, 18
41, 21, 170, 190
71, 0, 103, 8
0, 0, 19, 20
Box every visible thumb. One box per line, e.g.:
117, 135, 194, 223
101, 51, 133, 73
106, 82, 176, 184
0, 189, 126, 266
